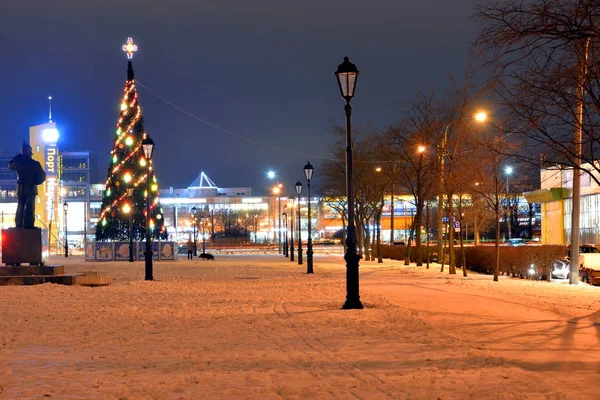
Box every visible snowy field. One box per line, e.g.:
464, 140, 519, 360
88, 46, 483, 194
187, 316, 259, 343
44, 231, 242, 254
2, 254, 600, 399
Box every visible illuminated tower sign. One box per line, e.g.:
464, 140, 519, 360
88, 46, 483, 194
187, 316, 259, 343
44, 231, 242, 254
30, 122, 59, 244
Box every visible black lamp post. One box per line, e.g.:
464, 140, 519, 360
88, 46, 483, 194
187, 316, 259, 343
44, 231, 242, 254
201, 212, 206, 254
277, 184, 283, 255
127, 188, 134, 262
142, 135, 155, 281
296, 180, 303, 265
335, 56, 363, 309
283, 206, 288, 257
191, 206, 198, 256
304, 162, 314, 274
63, 201, 69, 258
289, 195, 295, 262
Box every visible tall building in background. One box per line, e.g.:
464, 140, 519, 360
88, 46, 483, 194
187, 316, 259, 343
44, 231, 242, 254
0, 151, 18, 230
29, 121, 60, 245
60, 151, 98, 246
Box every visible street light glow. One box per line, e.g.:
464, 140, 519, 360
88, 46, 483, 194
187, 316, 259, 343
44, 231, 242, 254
506, 166, 513, 175
375, 166, 382, 172
267, 171, 276, 179
417, 145, 426, 153
474, 111, 488, 122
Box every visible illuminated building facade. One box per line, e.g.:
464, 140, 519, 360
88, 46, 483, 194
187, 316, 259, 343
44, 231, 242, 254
28, 122, 60, 245
60, 151, 98, 247
0, 151, 18, 230
525, 164, 600, 245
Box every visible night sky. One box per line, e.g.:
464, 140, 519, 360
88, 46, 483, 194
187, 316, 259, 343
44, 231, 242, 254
0, 0, 481, 195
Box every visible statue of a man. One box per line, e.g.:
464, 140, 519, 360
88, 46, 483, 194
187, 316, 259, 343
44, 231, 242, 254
8, 141, 46, 228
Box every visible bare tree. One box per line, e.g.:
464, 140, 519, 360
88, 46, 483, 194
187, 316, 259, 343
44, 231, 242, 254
474, 0, 600, 284
383, 91, 440, 266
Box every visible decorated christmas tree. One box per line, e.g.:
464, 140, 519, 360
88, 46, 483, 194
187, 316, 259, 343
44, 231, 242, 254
95, 38, 166, 241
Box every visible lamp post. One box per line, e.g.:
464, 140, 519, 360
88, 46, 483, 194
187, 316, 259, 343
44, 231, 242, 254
505, 166, 513, 240
296, 180, 303, 265
304, 162, 314, 274
289, 195, 295, 262
127, 188, 134, 262
63, 202, 69, 258
437, 111, 488, 268
272, 185, 283, 254
282, 206, 288, 257
335, 57, 363, 309
142, 135, 155, 281
201, 212, 206, 254
191, 206, 198, 256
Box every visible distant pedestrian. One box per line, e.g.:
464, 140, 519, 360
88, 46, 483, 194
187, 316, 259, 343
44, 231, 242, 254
187, 240, 194, 260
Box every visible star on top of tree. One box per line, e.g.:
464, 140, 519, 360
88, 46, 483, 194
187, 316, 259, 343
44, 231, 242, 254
122, 37, 138, 59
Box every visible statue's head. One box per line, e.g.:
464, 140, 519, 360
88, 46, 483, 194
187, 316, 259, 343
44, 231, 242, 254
21, 141, 32, 157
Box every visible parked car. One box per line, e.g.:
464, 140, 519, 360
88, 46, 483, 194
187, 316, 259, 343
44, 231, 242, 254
507, 238, 526, 247
552, 244, 600, 284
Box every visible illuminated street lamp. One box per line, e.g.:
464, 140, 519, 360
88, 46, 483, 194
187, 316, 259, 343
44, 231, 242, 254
63, 202, 69, 258
289, 195, 295, 262
335, 56, 363, 309
304, 162, 314, 274
126, 187, 134, 262
201, 212, 206, 254
438, 111, 488, 268
273, 184, 283, 255
282, 206, 288, 258
474, 111, 488, 123
295, 180, 303, 265
141, 135, 155, 281
191, 206, 198, 256
505, 166, 513, 240
268, 171, 283, 253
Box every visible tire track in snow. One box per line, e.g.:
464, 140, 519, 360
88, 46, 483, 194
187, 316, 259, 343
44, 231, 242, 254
244, 301, 361, 399
276, 301, 395, 399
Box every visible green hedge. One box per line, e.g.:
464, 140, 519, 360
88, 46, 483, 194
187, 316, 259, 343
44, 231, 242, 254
379, 244, 437, 263
380, 244, 567, 278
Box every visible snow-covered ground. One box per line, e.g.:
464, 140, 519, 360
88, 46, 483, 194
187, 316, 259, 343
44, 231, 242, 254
2, 254, 599, 399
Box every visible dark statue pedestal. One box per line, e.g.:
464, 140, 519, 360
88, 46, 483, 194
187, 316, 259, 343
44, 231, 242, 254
1, 228, 49, 266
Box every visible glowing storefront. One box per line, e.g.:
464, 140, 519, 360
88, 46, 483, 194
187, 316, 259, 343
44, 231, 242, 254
524, 164, 600, 245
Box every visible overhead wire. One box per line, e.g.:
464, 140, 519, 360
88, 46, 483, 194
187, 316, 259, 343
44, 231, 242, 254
136, 80, 332, 160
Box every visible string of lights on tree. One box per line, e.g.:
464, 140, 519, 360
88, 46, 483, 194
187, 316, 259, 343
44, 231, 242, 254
95, 38, 166, 241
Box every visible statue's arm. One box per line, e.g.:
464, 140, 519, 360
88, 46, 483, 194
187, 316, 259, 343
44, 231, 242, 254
8, 154, 21, 171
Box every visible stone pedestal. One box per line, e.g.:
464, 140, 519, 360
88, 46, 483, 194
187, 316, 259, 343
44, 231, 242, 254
1, 228, 48, 266
0, 265, 112, 286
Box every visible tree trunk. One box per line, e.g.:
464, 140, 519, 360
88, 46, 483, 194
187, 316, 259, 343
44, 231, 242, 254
437, 193, 444, 272
448, 200, 456, 275
370, 219, 376, 261
426, 203, 430, 269
377, 210, 383, 263
404, 217, 416, 265
494, 204, 500, 282
415, 207, 423, 266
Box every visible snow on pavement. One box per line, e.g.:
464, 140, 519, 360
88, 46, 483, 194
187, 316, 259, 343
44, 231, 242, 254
1, 254, 599, 399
